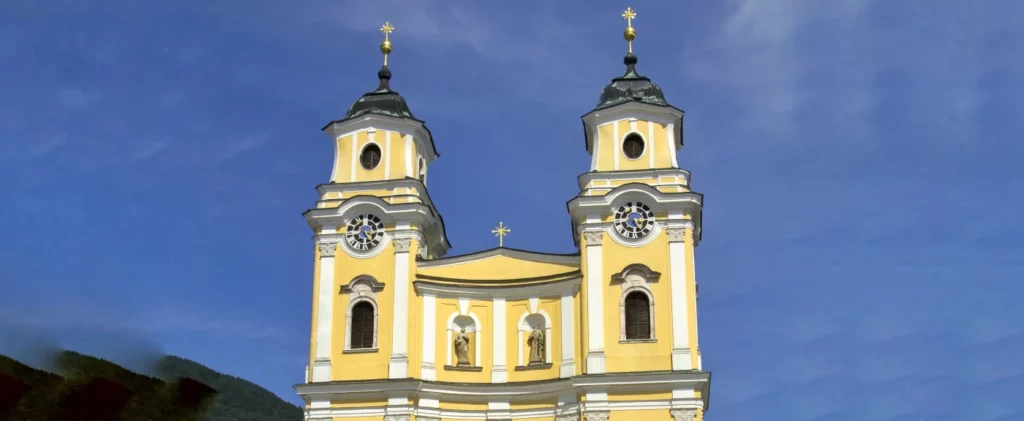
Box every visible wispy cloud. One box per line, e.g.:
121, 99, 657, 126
55, 86, 99, 107
0, 303, 290, 342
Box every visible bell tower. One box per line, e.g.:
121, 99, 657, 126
303, 22, 450, 385
568, 7, 707, 419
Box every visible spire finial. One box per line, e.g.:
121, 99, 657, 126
380, 21, 395, 66
621, 7, 637, 54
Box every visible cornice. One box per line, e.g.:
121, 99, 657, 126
323, 113, 439, 161
295, 370, 710, 408
418, 247, 580, 268
577, 168, 691, 191
413, 276, 582, 300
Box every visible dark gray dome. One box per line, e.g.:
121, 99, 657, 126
594, 53, 670, 111
344, 66, 415, 120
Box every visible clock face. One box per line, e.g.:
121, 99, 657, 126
345, 213, 384, 251
614, 202, 655, 239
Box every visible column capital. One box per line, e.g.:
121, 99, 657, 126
666, 228, 686, 243
583, 230, 604, 246
583, 411, 610, 421
393, 238, 412, 253
316, 242, 337, 258
670, 409, 697, 421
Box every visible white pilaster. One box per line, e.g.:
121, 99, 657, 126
687, 228, 702, 370
583, 230, 606, 374
421, 294, 437, 380
667, 227, 692, 370
648, 119, 656, 167
560, 292, 575, 378
404, 134, 413, 177
312, 241, 337, 382
492, 297, 507, 383
613, 122, 620, 170
667, 123, 679, 168
383, 130, 392, 180
389, 235, 412, 378
350, 129, 359, 181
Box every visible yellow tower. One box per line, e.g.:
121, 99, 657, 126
297, 9, 709, 421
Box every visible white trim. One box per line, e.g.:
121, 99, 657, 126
584, 230, 605, 374
613, 121, 620, 170
421, 294, 437, 380
445, 310, 483, 367
330, 133, 345, 182
312, 243, 336, 382
357, 140, 383, 172
589, 129, 600, 171
667, 123, 678, 168
492, 297, 507, 383
344, 296, 379, 350
349, 129, 358, 182
686, 228, 701, 370
620, 130, 646, 162
560, 292, 575, 378
418, 248, 580, 268
390, 237, 411, 378
414, 277, 581, 301
648, 120, 656, 167
668, 229, 692, 370
324, 113, 438, 162
305, 398, 702, 420
404, 134, 414, 177
577, 168, 690, 190
516, 310, 553, 366
383, 130, 392, 180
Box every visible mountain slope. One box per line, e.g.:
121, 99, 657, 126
0, 352, 301, 421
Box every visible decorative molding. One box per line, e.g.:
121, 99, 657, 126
583, 231, 604, 246
344, 297, 379, 350
414, 277, 581, 301
443, 365, 483, 372
393, 238, 412, 253
666, 228, 686, 243
383, 415, 410, 421
670, 409, 697, 421
611, 264, 662, 284
316, 242, 337, 257
417, 417, 440, 421
514, 363, 553, 371
340, 275, 385, 300
583, 411, 610, 421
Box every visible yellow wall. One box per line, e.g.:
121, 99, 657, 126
593, 119, 675, 172
329, 241, 397, 381
418, 254, 578, 280
333, 129, 426, 184
435, 298, 492, 383
610, 409, 674, 421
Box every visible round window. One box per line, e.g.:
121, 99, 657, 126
360, 144, 382, 170
622, 133, 645, 159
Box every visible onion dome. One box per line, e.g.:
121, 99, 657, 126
594, 52, 670, 111
343, 65, 415, 120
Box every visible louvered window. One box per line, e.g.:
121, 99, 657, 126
624, 292, 651, 340
350, 302, 375, 349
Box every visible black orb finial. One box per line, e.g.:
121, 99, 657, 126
624, 53, 638, 75
376, 65, 392, 91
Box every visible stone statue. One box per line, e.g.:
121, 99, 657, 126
528, 328, 545, 365
454, 328, 471, 366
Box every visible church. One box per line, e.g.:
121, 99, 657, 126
295, 8, 710, 421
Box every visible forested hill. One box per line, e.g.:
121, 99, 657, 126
0, 351, 302, 421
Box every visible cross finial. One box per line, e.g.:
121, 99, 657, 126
621, 7, 637, 54
380, 21, 395, 66
491, 222, 511, 248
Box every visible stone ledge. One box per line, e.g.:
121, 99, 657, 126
514, 363, 553, 371
443, 365, 483, 372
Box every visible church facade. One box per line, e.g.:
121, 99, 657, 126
295, 9, 710, 421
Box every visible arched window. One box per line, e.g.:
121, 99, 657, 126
624, 291, 651, 340
350, 301, 375, 349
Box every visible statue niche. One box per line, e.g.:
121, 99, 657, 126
454, 328, 471, 367
528, 328, 545, 365
450, 315, 477, 368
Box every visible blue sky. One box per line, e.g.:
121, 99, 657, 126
1, 0, 1021, 419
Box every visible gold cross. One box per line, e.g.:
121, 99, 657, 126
380, 21, 395, 66
492, 222, 511, 248
621, 7, 637, 54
